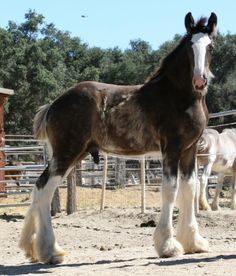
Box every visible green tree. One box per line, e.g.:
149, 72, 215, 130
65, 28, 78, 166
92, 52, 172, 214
0, 10, 235, 134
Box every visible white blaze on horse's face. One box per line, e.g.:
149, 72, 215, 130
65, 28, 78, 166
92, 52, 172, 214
191, 32, 211, 91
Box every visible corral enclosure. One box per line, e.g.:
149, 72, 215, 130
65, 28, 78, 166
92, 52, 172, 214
0, 122, 235, 213
0, 130, 236, 275
1, 109, 236, 275
0, 147, 163, 212
0, 204, 236, 275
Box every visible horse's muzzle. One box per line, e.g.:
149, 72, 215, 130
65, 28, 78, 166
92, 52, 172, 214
192, 75, 207, 91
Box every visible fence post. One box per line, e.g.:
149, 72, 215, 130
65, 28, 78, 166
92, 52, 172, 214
140, 157, 146, 213
194, 156, 199, 215
67, 167, 77, 215
100, 155, 108, 212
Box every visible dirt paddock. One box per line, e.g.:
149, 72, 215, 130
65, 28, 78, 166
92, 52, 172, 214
0, 187, 236, 275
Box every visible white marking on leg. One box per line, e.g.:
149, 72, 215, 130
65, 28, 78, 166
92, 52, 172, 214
199, 162, 213, 210
21, 175, 66, 263
177, 172, 209, 253
211, 173, 224, 210
154, 174, 183, 257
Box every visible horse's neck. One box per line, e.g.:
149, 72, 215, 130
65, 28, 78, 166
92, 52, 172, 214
144, 75, 195, 112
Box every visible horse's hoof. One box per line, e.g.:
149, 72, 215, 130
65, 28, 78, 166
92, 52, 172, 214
199, 205, 212, 211
48, 254, 64, 265
155, 237, 184, 258
211, 204, 220, 211
184, 235, 209, 254
230, 203, 236, 210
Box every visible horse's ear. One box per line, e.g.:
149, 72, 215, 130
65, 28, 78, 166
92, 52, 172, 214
207, 12, 217, 37
185, 12, 195, 34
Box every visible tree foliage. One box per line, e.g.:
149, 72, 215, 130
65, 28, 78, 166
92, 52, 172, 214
0, 10, 235, 134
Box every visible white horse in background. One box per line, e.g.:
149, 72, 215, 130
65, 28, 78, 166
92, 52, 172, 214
197, 128, 236, 211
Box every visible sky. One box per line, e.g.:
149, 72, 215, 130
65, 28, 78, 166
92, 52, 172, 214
0, 0, 235, 50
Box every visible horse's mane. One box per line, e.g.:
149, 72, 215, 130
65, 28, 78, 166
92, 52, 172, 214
222, 128, 236, 138
194, 17, 208, 33
146, 17, 208, 83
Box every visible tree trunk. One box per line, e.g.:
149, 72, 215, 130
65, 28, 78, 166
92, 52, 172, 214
115, 158, 126, 188
51, 187, 61, 216
75, 162, 82, 186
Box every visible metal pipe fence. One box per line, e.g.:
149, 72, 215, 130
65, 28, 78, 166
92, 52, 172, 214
1, 108, 235, 211
0, 136, 47, 208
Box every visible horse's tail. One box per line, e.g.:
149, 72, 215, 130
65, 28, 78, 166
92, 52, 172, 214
33, 104, 51, 140
197, 135, 208, 152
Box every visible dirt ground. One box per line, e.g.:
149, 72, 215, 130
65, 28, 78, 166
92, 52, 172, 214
0, 187, 236, 276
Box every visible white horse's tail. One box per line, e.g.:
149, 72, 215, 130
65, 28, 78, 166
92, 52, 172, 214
33, 104, 51, 140
197, 135, 208, 152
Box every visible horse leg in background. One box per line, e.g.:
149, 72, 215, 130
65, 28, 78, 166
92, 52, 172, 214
199, 163, 213, 211
19, 153, 81, 264
211, 173, 224, 211
177, 146, 209, 253
230, 170, 236, 210
153, 149, 184, 257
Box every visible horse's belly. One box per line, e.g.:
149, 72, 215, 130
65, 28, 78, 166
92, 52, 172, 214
101, 139, 160, 157
212, 157, 234, 172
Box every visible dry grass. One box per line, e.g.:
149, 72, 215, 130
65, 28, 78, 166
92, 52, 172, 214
1, 183, 232, 215
0, 185, 161, 215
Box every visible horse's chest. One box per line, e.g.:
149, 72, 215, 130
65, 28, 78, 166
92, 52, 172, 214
185, 103, 207, 127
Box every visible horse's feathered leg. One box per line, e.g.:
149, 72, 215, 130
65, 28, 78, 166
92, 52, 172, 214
19, 163, 66, 264
177, 145, 209, 254
19, 204, 38, 262
153, 145, 184, 257
19, 167, 51, 262
20, 150, 85, 264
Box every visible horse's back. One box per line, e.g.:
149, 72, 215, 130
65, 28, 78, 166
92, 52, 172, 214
217, 129, 236, 169
198, 128, 236, 170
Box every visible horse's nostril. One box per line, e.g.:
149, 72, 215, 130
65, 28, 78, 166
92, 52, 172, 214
193, 75, 207, 90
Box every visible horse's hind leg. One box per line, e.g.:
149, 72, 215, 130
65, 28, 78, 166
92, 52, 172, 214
211, 173, 224, 210
199, 163, 212, 211
19, 204, 37, 262
230, 170, 236, 210
19, 167, 51, 262
19, 165, 65, 263
20, 153, 82, 264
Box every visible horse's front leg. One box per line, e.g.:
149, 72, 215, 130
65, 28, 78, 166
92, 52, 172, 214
177, 146, 209, 254
199, 163, 213, 211
153, 152, 184, 257
211, 173, 224, 211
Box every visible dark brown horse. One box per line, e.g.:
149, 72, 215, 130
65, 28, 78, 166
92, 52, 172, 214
19, 12, 217, 264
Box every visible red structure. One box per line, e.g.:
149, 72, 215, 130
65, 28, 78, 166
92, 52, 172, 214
0, 88, 14, 195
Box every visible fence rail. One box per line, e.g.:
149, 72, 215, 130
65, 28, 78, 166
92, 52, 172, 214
209, 109, 236, 118
0, 138, 47, 209
1, 108, 235, 211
